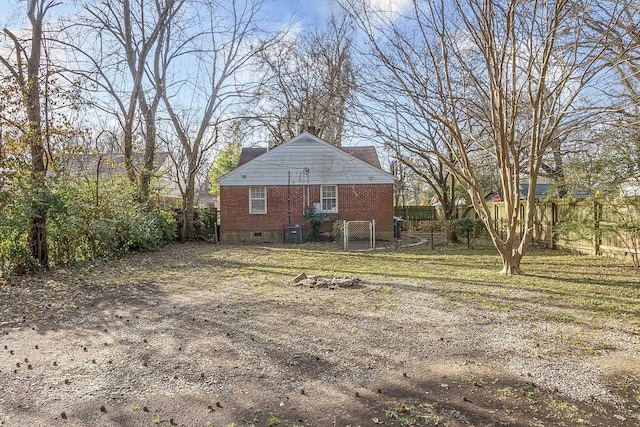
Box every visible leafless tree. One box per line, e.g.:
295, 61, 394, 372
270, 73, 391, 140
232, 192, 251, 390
384, 124, 462, 234
65, 0, 185, 201
590, 1, 640, 116
346, 0, 617, 274
156, 0, 278, 240
588, 1, 640, 188
255, 12, 356, 146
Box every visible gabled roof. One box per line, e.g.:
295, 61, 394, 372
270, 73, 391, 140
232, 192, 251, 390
339, 146, 381, 169
64, 152, 170, 178
237, 148, 269, 167
519, 183, 552, 198
218, 132, 395, 186
236, 145, 382, 169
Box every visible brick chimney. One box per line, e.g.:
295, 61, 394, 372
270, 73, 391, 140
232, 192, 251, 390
307, 122, 317, 135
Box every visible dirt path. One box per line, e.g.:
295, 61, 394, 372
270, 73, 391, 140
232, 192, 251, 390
1, 243, 639, 426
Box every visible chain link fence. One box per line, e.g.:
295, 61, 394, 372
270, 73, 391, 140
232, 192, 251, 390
343, 220, 375, 251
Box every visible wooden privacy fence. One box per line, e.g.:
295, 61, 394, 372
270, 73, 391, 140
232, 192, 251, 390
491, 198, 640, 262
393, 205, 477, 230
393, 206, 437, 229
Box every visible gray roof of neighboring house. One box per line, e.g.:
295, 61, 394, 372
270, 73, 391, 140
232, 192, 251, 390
237, 148, 270, 167
519, 183, 551, 198
65, 152, 170, 177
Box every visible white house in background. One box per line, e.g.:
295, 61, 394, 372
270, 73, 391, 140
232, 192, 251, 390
620, 182, 640, 197
64, 152, 217, 208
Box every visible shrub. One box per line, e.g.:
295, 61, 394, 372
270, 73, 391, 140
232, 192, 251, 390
453, 218, 487, 248
193, 207, 216, 242
124, 204, 176, 251
303, 206, 330, 241
332, 220, 344, 243
0, 176, 177, 275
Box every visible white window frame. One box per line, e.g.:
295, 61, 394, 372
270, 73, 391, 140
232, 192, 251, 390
320, 185, 338, 213
249, 186, 267, 214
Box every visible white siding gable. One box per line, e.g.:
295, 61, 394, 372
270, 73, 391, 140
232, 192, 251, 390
218, 133, 395, 186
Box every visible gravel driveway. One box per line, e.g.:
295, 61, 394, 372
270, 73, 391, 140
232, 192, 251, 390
1, 243, 639, 426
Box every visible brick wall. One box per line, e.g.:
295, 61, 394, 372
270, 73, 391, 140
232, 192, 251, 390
219, 184, 394, 243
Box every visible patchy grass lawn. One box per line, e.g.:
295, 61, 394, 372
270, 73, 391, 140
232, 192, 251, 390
1, 239, 639, 426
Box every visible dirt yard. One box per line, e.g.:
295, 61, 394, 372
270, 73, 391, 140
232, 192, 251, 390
1, 242, 639, 426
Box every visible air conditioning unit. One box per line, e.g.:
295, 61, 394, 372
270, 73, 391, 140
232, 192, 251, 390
287, 224, 303, 244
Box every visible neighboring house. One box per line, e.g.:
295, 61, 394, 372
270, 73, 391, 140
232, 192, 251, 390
519, 184, 593, 199
64, 152, 217, 208
217, 132, 396, 243
491, 184, 553, 201
491, 184, 592, 201
519, 183, 553, 199
619, 181, 640, 197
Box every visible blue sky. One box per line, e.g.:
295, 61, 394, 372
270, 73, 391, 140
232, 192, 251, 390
0, 0, 334, 29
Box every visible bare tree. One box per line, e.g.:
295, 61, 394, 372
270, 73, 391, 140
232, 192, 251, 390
347, 0, 616, 274
587, 1, 640, 191
157, 0, 277, 240
66, 0, 185, 200
590, 1, 640, 116
255, 12, 356, 146
0, 0, 61, 266
384, 125, 462, 234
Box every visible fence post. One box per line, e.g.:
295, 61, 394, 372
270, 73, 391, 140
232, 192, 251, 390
431, 226, 434, 250
551, 201, 557, 249
343, 220, 347, 251
594, 199, 602, 255
371, 219, 376, 249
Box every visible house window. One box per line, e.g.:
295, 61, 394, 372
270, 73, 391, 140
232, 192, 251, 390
321, 185, 338, 212
249, 186, 266, 214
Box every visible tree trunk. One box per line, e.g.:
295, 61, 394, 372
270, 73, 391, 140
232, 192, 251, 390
137, 105, 157, 202
445, 174, 461, 244
446, 223, 461, 244
123, 119, 137, 185
493, 235, 525, 275
500, 256, 524, 275
498, 237, 524, 275
181, 167, 196, 242
28, 214, 48, 267
24, 1, 49, 267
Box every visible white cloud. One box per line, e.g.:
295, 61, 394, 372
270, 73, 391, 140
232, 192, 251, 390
311, 0, 411, 22
366, 0, 411, 15
363, 0, 412, 22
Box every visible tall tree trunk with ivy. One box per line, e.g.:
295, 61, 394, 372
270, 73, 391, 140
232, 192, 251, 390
0, 0, 57, 267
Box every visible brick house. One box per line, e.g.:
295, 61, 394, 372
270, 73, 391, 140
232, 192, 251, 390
217, 132, 395, 243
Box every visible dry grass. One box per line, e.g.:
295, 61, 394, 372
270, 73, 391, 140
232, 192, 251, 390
1, 240, 639, 426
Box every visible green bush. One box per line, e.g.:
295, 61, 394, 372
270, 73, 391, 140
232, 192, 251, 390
0, 176, 177, 275
0, 181, 45, 275
193, 207, 216, 242
453, 218, 487, 248
124, 204, 176, 251
304, 206, 330, 241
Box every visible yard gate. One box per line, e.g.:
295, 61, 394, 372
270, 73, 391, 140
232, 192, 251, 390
343, 220, 376, 251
